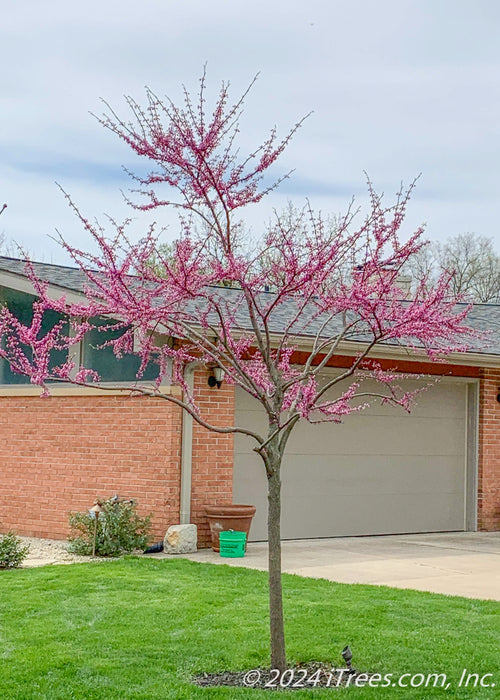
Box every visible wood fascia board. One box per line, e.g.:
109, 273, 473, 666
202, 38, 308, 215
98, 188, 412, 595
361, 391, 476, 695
0, 269, 86, 305
289, 337, 500, 368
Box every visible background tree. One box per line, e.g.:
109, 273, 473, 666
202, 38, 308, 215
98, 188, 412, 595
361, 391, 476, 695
0, 74, 476, 671
437, 233, 500, 303
0, 205, 38, 259
404, 232, 500, 303
0, 204, 8, 255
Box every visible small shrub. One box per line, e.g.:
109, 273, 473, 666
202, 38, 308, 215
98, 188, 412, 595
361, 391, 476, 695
68, 496, 152, 557
0, 532, 30, 569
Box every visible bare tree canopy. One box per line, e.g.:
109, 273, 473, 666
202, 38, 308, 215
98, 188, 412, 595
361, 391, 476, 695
404, 232, 500, 303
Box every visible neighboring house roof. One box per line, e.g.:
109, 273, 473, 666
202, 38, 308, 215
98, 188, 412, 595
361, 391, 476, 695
0, 255, 500, 358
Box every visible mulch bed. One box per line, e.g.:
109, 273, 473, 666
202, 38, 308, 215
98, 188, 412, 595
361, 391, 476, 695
194, 662, 375, 690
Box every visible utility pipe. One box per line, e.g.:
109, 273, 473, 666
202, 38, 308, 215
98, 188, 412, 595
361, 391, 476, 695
179, 362, 199, 524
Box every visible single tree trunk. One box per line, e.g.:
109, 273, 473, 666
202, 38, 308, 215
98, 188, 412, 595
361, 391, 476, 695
267, 465, 286, 671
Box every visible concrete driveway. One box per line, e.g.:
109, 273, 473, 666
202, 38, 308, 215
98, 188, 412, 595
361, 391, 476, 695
179, 532, 500, 601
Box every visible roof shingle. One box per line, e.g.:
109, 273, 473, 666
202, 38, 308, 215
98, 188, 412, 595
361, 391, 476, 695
0, 255, 499, 356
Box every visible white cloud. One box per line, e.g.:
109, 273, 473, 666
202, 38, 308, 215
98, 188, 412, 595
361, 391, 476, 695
1, 0, 500, 262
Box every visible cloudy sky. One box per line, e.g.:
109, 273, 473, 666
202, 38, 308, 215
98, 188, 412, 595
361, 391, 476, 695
1, 0, 499, 263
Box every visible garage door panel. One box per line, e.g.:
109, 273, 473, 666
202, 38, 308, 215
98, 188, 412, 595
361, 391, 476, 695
239, 489, 466, 542
236, 417, 466, 458
234, 410, 268, 438
392, 382, 465, 419
279, 492, 466, 539
233, 433, 258, 455
234, 456, 466, 541
282, 456, 466, 495
233, 454, 268, 540
233, 380, 469, 540
235, 379, 466, 420
286, 416, 465, 456
314, 378, 466, 417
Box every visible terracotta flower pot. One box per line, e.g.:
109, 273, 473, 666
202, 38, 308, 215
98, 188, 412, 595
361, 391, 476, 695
204, 504, 256, 552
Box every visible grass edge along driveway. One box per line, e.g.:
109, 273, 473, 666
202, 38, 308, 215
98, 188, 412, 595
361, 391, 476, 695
0, 557, 498, 699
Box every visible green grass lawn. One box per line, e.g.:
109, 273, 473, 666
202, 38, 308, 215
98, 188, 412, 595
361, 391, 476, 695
0, 558, 498, 699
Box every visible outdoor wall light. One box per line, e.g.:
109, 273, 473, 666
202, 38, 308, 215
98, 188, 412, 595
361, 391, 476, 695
496, 388, 500, 404
208, 366, 225, 389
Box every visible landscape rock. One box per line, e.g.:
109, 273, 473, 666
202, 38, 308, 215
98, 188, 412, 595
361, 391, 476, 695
163, 524, 197, 554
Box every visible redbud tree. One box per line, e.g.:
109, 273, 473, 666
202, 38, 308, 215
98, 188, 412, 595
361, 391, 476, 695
0, 72, 475, 670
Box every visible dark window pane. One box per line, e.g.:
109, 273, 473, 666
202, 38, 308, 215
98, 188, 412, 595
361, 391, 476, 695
0, 287, 69, 384
82, 318, 159, 382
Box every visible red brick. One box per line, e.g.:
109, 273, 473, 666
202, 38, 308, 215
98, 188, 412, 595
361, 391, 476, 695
477, 368, 500, 530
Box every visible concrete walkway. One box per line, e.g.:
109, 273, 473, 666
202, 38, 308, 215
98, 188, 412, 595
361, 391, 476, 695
175, 532, 500, 601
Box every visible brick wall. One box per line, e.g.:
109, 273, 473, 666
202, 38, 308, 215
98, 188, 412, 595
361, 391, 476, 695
190, 371, 235, 547
0, 393, 182, 540
0, 360, 498, 546
478, 368, 500, 530
0, 375, 236, 548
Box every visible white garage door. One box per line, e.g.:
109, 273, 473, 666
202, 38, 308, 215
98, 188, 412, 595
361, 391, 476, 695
233, 378, 470, 541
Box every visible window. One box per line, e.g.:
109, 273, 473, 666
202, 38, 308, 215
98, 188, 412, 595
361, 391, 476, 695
0, 287, 69, 384
81, 318, 159, 382
0, 287, 159, 384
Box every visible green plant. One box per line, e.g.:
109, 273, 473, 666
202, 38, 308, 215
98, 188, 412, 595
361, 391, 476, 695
68, 496, 151, 557
0, 531, 29, 568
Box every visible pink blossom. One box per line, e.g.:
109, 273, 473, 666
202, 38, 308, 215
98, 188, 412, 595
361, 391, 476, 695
0, 73, 480, 429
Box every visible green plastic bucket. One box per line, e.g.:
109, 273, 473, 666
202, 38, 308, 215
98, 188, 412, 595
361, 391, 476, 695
219, 530, 247, 558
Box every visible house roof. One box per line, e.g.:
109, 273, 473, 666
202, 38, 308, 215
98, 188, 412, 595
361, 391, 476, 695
0, 256, 91, 294
0, 255, 500, 358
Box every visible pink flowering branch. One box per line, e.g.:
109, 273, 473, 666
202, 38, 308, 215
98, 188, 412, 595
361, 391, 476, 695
0, 71, 483, 673
94, 68, 309, 254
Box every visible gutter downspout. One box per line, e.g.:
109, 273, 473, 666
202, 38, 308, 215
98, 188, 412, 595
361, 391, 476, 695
179, 362, 199, 524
